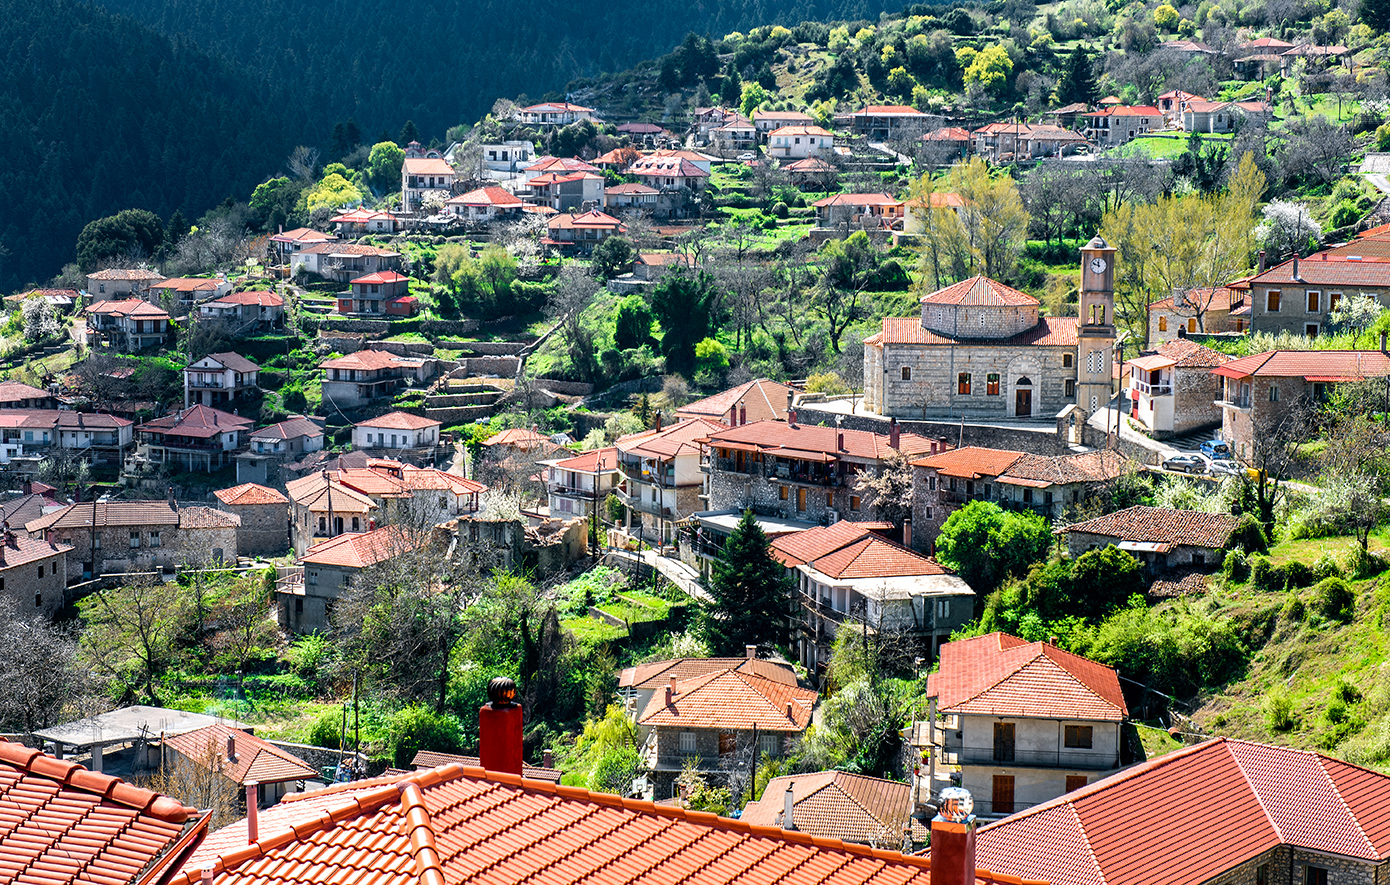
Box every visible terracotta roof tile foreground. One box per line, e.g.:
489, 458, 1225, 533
637, 669, 818, 732
1213, 349, 1390, 381
701, 419, 940, 462
298, 524, 429, 569
163, 724, 316, 786
410, 750, 561, 783
176, 764, 1040, 885
1058, 504, 1240, 548
927, 632, 1128, 721
976, 737, 1390, 885
742, 770, 929, 846
0, 739, 204, 885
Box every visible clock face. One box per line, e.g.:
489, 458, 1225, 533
1090, 257, 1107, 274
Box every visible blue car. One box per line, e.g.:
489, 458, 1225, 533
1199, 439, 1232, 460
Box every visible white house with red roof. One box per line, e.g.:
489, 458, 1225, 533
1126, 337, 1230, 436
268, 227, 337, 263
615, 417, 727, 544
183, 351, 261, 408
768, 125, 834, 159
925, 632, 1128, 818
846, 104, 934, 139
338, 270, 415, 316
319, 349, 435, 407
84, 298, 171, 352
544, 209, 626, 255
198, 289, 285, 328
539, 446, 621, 518
514, 101, 599, 126
327, 207, 397, 236
975, 736, 1390, 885
1081, 105, 1162, 145
445, 186, 526, 222
401, 157, 456, 212
151, 276, 233, 306
352, 411, 441, 459
521, 156, 600, 184
136, 405, 255, 471
753, 108, 817, 136
628, 155, 711, 194
290, 242, 401, 282
604, 182, 660, 212
162, 723, 316, 807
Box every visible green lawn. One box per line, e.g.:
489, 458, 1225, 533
1118, 134, 1230, 160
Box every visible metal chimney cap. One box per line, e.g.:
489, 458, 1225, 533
935, 786, 974, 822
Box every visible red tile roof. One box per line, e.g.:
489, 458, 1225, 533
175, 764, 1038, 885
927, 632, 1128, 721
152, 277, 222, 292
619, 656, 799, 691
163, 723, 316, 786
606, 182, 660, 195
920, 276, 1038, 307
637, 669, 818, 731
813, 192, 902, 208
0, 533, 72, 569
1151, 337, 1230, 368
1058, 504, 1240, 548
27, 501, 181, 532
527, 156, 600, 174
350, 271, 409, 285
804, 533, 951, 579
0, 381, 51, 402
354, 410, 440, 431
977, 737, 1390, 885
198, 351, 260, 373
284, 473, 377, 514
924, 126, 972, 141
545, 446, 619, 474
298, 525, 429, 569
138, 405, 253, 439
483, 427, 554, 448
996, 450, 1130, 486
410, 750, 562, 783
628, 156, 710, 178
300, 241, 397, 255
870, 315, 1079, 347
207, 290, 284, 307
402, 157, 455, 177
1147, 285, 1238, 313
911, 446, 1026, 478
0, 739, 204, 885
269, 227, 335, 244
702, 420, 939, 462
769, 521, 894, 567
1213, 349, 1390, 381
86, 298, 171, 320
1250, 254, 1390, 286
742, 770, 920, 846
547, 209, 626, 231
250, 416, 323, 441
175, 506, 241, 529
319, 349, 416, 372
446, 186, 525, 207
616, 417, 728, 460
88, 268, 165, 281
677, 378, 796, 423
768, 125, 833, 137
214, 482, 289, 506
785, 158, 837, 173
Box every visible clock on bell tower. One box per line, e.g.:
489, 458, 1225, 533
1076, 235, 1116, 418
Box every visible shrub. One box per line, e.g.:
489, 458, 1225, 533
1250, 555, 1280, 592
1314, 576, 1355, 622
387, 706, 465, 768
1229, 514, 1269, 554
308, 711, 343, 749
1330, 200, 1362, 230
1345, 545, 1386, 578
1282, 592, 1305, 622
1222, 549, 1250, 583
1283, 560, 1313, 590
771, 201, 790, 218
1312, 552, 1343, 581
1265, 690, 1295, 732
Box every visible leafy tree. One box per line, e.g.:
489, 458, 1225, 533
720, 62, 743, 107
75, 209, 165, 271
300, 172, 363, 215
1362, 0, 1390, 32
79, 578, 191, 705
1279, 117, 1355, 186
1153, 3, 1179, 29
853, 450, 914, 531
591, 236, 634, 281
388, 706, 465, 767
701, 510, 793, 655
935, 501, 1050, 592
944, 158, 1030, 280
367, 141, 406, 193
959, 44, 1012, 93
1067, 546, 1145, 620
886, 66, 916, 99
248, 177, 302, 231
651, 269, 720, 377
614, 294, 654, 350
740, 82, 769, 118
693, 337, 730, 378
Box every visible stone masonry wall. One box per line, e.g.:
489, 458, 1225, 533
221, 501, 289, 557
921, 303, 1039, 338
705, 458, 875, 525
877, 343, 1078, 420
795, 403, 1069, 455
1171, 365, 1223, 436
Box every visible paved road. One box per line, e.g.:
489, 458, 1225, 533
605, 548, 710, 602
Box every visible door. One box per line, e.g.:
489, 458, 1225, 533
1015, 388, 1032, 417
1066, 775, 1088, 793
991, 775, 1015, 815
993, 722, 1015, 762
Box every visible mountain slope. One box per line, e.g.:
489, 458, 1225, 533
0, 0, 301, 290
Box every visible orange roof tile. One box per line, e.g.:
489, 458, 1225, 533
702, 420, 939, 462
207, 290, 284, 307
403, 157, 455, 176
138, 405, 253, 439
1057, 504, 1240, 548
618, 657, 799, 691
214, 483, 289, 506
284, 473, 378, 514
0, 533, 72, 569
769, 521, 894, 567
636, 669, 817, 731
543, 446, 620, 474
872, 315, 1078, 347
163, 724, 316, 786
810, 534, 951, 579
926, 632, 1128, 721
742, 771, 923, 846
298, 525, 428, 569
319, 349, 416, 372
616, 417, 728, 460
919, 276, 1038, 307
677, 379, 797, 424
911, 446, 1026, 478
355, 410, 440, 431
410, 750, 560, 783
1212, 349, 1390, 381
483, 427, 554, 448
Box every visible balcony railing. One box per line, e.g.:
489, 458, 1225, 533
1134, 381, 1172, 397
772, 465, 835, 487
1216, 396, 1252, 410
940, 746, 1119, 770
549, 483, 594, 499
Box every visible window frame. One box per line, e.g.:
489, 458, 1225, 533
958, 372, 972, 395
1266, 289, 1281, 312
1064, 724, 1094, 749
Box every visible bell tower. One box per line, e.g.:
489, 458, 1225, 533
1076, 235, 1116, 418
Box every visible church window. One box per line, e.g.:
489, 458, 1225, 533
986, 374, 1000, 396
901, 366, 912, 381
958, 373, 971, 395
1087, 350, 1103, 374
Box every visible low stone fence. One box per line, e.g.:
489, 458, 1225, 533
533, 378, 594, 396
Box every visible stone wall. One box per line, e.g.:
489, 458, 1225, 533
1171, 365, 1223, 436
921, 303, 1039, 339
0, 546, 68, 617
706, 460, 874, 525
875, 341, 1079, 421
533, 378, 594, 396
1220, 375, 1308, 461
796, 403, 1067, 455
46, 520, 239, 578
220, 501, 290, 557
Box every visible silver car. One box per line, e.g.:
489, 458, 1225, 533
1208, 459, 1245, 477
1162, 453, 1210, 474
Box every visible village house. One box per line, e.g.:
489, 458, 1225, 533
1080, 105, 1162, 145
617, 652, 798, 723
771, 521, 974, 675
198, 289, 285, 329
323, 461, 481, 524
6, 288, 77, 314
742, 771, 926, 848
604, 182, 660, 212
85, 267, 165, 301
846, 104, 933, 140
636, 666, 817, 799
353, 411, 442, 463
522, 156, 601, 183
921, 126, 972, 162
0, 409, 135, 467
1147, 285, 1245, 344
615, 121, 671, 144
692, 106, 743, 137
150, 277, 232, 306
268, 226, 337, 264
515, 101, 599, 126
529, 171, 605, 212
213, 482, 289, 557
752, 108, 816, 137
1126, 337, 1229, 437
1213, 348, 1390, 459
972, 122, 1083, 162
628, 155, 711, 193
926, 632, 1128, 818
183, 352, 260, 409
401, 157, 457, 213
136, 405, 253, 472
767, 125, 834, 159
676, 378, 797, 424
544, 209, 626, 255
482, 427, 563, 455
0, 381, 58, 410
539, 446, 622, 519
327, 207, 398, 237
699, 417, 941, 526
616, 417, 727, 546
247, 415, 325, 460
84, 298, 171, 352
319, 349, 435, 408
812, 193, 905, 231
976, 736, 1390, 885
285, 471, 378, 555
1057, 505, 1241, 569
710, 115, 757, 152
281, 525, 432, 633
446, 186, 526, 223
25, 498, 240, 578
910, 447, 1129, 551
0, 528, 72, 617
161, 723, 316, 808
1243, 254, 1390, 336
290, 242, 402, 282
337, 271, 416, 316
479, 140, 535, 171
1181, 99, 1273, 133
629, 252, 694, 282
785, 157, 838, 189
1155, 89, 1204, 123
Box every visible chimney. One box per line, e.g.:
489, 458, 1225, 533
666, 674, 677, 705
739, 402, 746, 426
1292, 253, 1300, 281
245, 781, 259, 842
478, 676, 523, 776
1381, 331, 1387, 352
1048, 635, 1059, 646
200, 865, 215, 884
786, 389, 794, 420
837, 431, 845, 451
746, 644, 757, 659
903, 517, 912, 549
930, 787, 977, 885
168, 487, 176, 510
729, 404, 738, 425
786, 701, 794, 720
783, 782, 797, 831
889, 417, 900, 450
542, 749, 554, 769
655, 413, 662, 431
227, 734, 237, 763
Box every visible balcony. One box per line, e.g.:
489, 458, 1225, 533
941, 745, 1119, 771
549, 483, 594, 499
1134, 381, 1172, 397
772, 465, 836, 487
1216, 396, 1252, 411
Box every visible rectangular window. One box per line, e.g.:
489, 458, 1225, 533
759, 734, 780, 757
34, 591, 41, 608
779, 485, 788, 501
1267, 290, 1281, 312
1256, 864, 1269, 885
991, 774, 1015, 815
1065, 775, 1088, 793
850, 495, 861, 512
958, 373, 971, 395
1065, 379, 1076, 398
1329, 292, 1342, 311
1307, 291, 1320, 312
1022, 488, 1033, 504
129, 531, 140, 549
1064, 725, 1094, 748
1269, 385, 1279, 402
993, 722, 1016, 762
679, 732, 697, 754
149, 531, 160, 548
935, 599, 950, 619
901, 366, 912, 381
308, 571, 318, 586
987, 373, 1000, 396
928, 476, 937, 491
1304, 866, 1328, 885
36, 565, 43, 579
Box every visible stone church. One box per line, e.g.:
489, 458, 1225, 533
863, 238, 1116, 421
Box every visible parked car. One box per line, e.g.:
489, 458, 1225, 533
737, 152, 757, 161
1162, 452, 1210, 474
1199, 439, 1232, 460
1208, 459, 1245, 476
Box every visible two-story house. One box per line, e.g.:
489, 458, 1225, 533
628, 156, 711, 192
1126, 337, 1229, 437
540, 446, 622, 519
1212, 349, 1390, 459
528, 171, 606, 212
0, 410, 135, 467
700, 418, 941, 527
290, 243, 402, 283
285, 470, 379, 555
25, 499, 240, 579
85, 268, 164, 302
1245, 254, 1390, 336
618, 651, 798, 724
198, 290, 285, 329
926, 632, 1128, 818
636, 667, 817, 800
1057, 505, 1241, 571
268, 227, 337, 264
0, 527, 72, 618
84, 299, 171, 352
280, 525, 433, 633
1146, 286, 1245, 344
0, 382, 57, 410
150, 277, 232, 306
544, 210, 627, 256
135, 405, 254, 472
767, 125, 834, 160
401, 157, 457, 213
522, 156, 601, 183
1080, 105, 1161, 145
752, 109, 816, 139
515, 102, 599, 127
845, 105, 934, 140
327, 208, 398, 237
319, 349, 436, 408
183, 352, 260, 409
604, 183, 660, 213
247, 415, 325, 460
337, 271, 415, 316
710, 115, 757, 153
812, 193, 905, 231
446, 186, 526, 223
616, 418, 727, 545
770, 521, 974, 676
352, 411, 441, 463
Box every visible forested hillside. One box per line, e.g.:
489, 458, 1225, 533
85, 0, 910, 141
0, 0, 301, 292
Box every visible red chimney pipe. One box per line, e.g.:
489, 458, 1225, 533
739, 403, 746, 426
930, 818, 976, 885
655, 413, 662, 431
903, 517, 912, 549
889, 417, 900, 450
478, 677, 523, 776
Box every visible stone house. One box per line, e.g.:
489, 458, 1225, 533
921, 126, 972, 162
136, 405, 254, 472
1213, 349, 1390, 460
401, 157, 456, 213
85, 268, 164, 302
770, 521, 974, 676
630, 252, 693, 282
183, 352, 260, 409
1245, 254, 1390, 336
1146, 286, 1245, 345
616, 417, 727, 545
1126, 338, 1229, 437
319, 350, 435, 408
699, 418, 941, 528
290, 242, 401, 283
0, 530, 72, 617
329, 464, 482, 524
84, 299, 171, 352
25, 499, 240, 579
280, 525, 432, 633
975, 737, 1390, 885
1080, 105, 1161, 145
1057, 505, 1240, 569
910, 447, 1130, 552
926, 632, 1127, 818
676, 378, 797, 425
213, 483, 289, 557
812, 193, 905, 231
636, 668, 816, 800
285, 471, 378, 556
161, 723, 316, 807
198, 290, 285, 330
617, 652, 798, 728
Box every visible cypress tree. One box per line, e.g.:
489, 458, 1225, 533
701, 510, 793, 655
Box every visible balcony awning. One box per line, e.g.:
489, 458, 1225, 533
1128, 354, 1177, 372
713, 441, 762, 454
769, 448, 837, 463
1211, 365, 1251, 379
998, 476, 1052, 488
